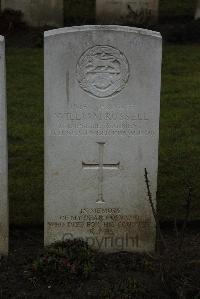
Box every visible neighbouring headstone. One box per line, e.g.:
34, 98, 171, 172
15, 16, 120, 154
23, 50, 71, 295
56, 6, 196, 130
96, 0, 159, 25
44, 25, 162, 252
195, 0, 200, 19
1, 0, 64, 28
0, 36, 8, 255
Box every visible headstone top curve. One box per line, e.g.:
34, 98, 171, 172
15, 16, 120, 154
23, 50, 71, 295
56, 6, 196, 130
44, 25, 161, 39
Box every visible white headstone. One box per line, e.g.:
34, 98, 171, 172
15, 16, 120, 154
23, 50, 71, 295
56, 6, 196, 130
0, 36, 8, 255
44, 25, 162, 252
96, 0, 159, 25
1, 0, 64, 28
195, 0, 200, 19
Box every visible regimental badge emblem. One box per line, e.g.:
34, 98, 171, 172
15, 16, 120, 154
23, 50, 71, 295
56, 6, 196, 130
76, 45, 130, 98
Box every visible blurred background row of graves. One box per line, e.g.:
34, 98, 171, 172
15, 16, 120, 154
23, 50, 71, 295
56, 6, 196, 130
0, 0, 199, 46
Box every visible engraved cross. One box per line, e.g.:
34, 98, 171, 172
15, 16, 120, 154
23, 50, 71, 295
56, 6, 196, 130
82, 142, 120, 203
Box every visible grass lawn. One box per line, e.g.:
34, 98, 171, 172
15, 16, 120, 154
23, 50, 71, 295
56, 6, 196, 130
7, 48, 44, 226
158, 44, 200, 221
6, 44, 200, 226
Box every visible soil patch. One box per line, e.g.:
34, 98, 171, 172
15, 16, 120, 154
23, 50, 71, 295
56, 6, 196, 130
0, 227, 199, 298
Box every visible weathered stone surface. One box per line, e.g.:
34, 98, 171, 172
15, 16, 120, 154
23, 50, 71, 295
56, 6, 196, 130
44, 25, 162, 252
1, 0, 64, 28
0, 36, 8, 255
96, 0, 159, 25
195, 0, 200, 19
